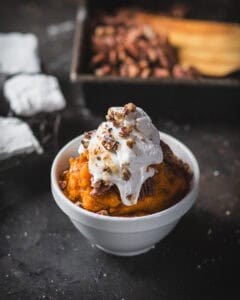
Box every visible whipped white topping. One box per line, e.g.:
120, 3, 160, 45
78, 104, 163, 206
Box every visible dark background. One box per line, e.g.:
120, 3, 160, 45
0, 1, 240, 299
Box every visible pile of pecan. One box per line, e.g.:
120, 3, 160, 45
90, 11, 200, 79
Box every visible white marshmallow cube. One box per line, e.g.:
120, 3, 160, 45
4, 74, 66, 116
0, 33, 40, 74
0, 117, 43, 160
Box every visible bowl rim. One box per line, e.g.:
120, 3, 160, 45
51, 131, 200, 222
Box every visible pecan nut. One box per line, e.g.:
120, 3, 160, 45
102, 134, 119, 152
121, 167, 131, 181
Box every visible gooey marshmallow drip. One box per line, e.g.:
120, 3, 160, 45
78, 104, 163, 206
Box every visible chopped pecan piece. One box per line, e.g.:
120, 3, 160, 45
119, 63, 128, 77
103, 166, 112, 174
109, 50, 117, 65
117, 46, 127, 62
119, 126, 132, 138
173, 64, 201, 79
84, 130, 95, 140
123, 103, 136, 115
102, 134, 119, 152
90, 180, 111, 197
142, 25, 155, 40
140, 68, 151, 78
160, 140, 192, 181
126, 138, 135, 148
128, 64, 140, 78
127, 194, 134, 201
81, 139, 89, 149
106, 108, 124, 127
121, 167, 131, 181
96, 209, 109, 216
104, 26, 115, 35
91, 53, 105, 66
139, 59, 148, 69
126, 27, 142, 43
95, 26, 105, 36
60, 170, 68, 179
147, 48, 158, 63
172, 64, 188, 79
125, 43, 139, 59
156, 49, 170, 69
154, 68, 170, 78
95, 65, 111, 76
59, 180, 66, 190
81, 130, 95, 149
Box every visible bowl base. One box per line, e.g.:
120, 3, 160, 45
96, 244, 154, 256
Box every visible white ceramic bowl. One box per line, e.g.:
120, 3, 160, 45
51, 132, 199, 256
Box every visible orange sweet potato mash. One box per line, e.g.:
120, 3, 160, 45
60, 143, 191, 217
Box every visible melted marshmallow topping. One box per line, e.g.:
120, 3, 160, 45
78, 103, 163, 206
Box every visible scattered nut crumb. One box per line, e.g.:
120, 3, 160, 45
126, 139, 135, 148
119, 126, 132, 138
103, 166, 112, 174
124, 103, 136, 114
127, 194, 133, 201
121, 167, 131, 181
59, 180, 66, 190
75, 201, 82, 207
102, 134, 119, 152
97, 210, 109, 216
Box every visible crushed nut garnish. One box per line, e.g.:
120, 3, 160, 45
59, 170, 68, 180
81, 130, 95, 149
102, 134, 119, 151
59, 180, 66, 190
90, 180, 111, 197
75, 201, 83, 207
126, 138, 135, 148
96, 209, 109, 216
81, 139, 89, 149
123, 103, 136, 115
106, 108, 124, 127
127, 194, 133, 201
121, 167, 131, 181
103, 166, 112, 173
84, 130, 95, 140
119, 126, 132, 138
93, 146, 103, 156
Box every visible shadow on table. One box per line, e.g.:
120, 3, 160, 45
104, 208, 239, 299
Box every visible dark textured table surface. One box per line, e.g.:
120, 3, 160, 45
0, 1, 240, 299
